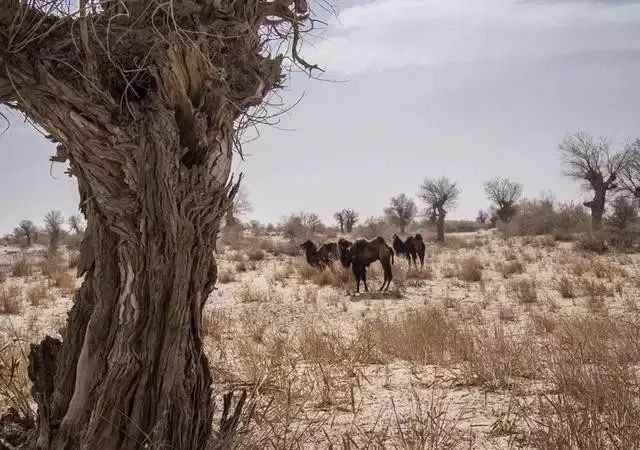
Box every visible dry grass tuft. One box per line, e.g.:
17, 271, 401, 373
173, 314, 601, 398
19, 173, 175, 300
26, 283, 50, 307
456, 257, 483, 283
246, 248, 266, 262
0, 286, 23, 315
509, 278, 538, 304
217, 266, 237, 284
555, 275, 576, 299
10, 259, 31, 277
497, 260, 525, 278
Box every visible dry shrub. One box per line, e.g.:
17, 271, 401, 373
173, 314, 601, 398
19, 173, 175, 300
237, 283, 278, 304
234, 261, 247, 273
26, 283, 50, 307
0, 337, 35, 431
509, 278, 538, 304
528, 311, 557, 335
367, 308, 464, 365
496, 260, 524, 278
555, 275, 576, 299
460, 323, 538, 390
498, 304, 516, 323
202, 309, 231, 341
527, 316, 640, 448
456, 257, 483, 282
53, 271, 76, 297
246, 248, 265, 262
391, 388, 467, 449
217, 267, 237, 284
294, 286, 318, 304
569, 258, 590, 277
0, 270, 6, 284
0, 286, 23, 315
68, 250, 80, 269
10, 259, 31, 278
444, 237, 483, 251
270, 264, 293, 284
577, 232, 608, 254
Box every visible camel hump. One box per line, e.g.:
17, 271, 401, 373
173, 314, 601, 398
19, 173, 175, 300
414, 233, 423, 241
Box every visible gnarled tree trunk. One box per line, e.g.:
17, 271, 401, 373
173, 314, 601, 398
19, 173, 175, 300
0, 2, 312, 448
28, 93, 235, 450
584, 189, 607, 231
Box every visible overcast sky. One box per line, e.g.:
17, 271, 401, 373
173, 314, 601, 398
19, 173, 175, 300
2, 0, 640, 232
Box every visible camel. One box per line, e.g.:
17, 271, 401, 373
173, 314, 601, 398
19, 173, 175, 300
338, 237, 394, 293
300, 240, 339, 269
392, 233, 426, 269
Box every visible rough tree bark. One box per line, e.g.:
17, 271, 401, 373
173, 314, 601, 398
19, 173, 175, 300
0, 1, 313, 448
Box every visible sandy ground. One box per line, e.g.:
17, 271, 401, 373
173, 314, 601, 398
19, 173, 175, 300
1, 231, 639, 448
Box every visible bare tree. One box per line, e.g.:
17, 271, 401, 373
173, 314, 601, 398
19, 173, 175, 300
226, 186, 253, 228
419, 177, 460, 242
14, 220, 38, 247
484, 177, 523, 223
0, 2, 317, 448
68, 214, 85, 235
335, 208, 358, 233
476, 210, 488, 225
618, 139, 640, 199
560, 132, 634, 230
334, 210, 346, 233
44, 210, 65, 253
343, 209, 359, 233
384, 194, 417, 233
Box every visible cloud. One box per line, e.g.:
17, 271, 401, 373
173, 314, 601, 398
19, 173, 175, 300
306, 0, 640, 73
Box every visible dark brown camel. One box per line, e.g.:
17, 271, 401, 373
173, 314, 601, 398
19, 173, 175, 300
338, 237, 394, 293
392, 233, 426, 269
300, 240, 339, 269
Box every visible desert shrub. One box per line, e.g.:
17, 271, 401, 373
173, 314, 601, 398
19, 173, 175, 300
202, 309, 230, 341
52, 271, 76, 296
368, 308, 464, 365
281, 212, 325, 240
526, 317, 640, 448
11, 259, 31, 277
445, 220, 485, 233
0, 270, 5, 284
217, 267, 236, 284
456, 257, 483, 282
461, 323, 538, 390
500, 198, 589, 238
246, 248, 265, 261
234, 261, 247, 273
498, 304, 516, 322
26, 283, 50, 307
0, 286, 23, 314
355, 216, 394, 240
555, 276, 576, 299
509, 278, 538, 304
577, 232, 608, 253
496, 260, 524, 278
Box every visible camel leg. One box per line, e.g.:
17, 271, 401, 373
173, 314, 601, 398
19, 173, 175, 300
362, 268, 369, 292
352, 265, 361, 293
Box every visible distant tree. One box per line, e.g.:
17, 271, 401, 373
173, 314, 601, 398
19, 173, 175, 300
419, 177, 461, 242
476, 210, 488, 225
335, 209, 359, 233
334, 210, 345, 233
44, 210, 65, 253
226, 186, 252, 228
282, 212, 323, 239
618, 139, 640, 199
560, 132, 634, 230
68, 214, 85, 234
343, 209, 359, 233
14, 220, 38, 247
608, 196, 638, 231
384, 194, 417, 233
484, 177, 523, 223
